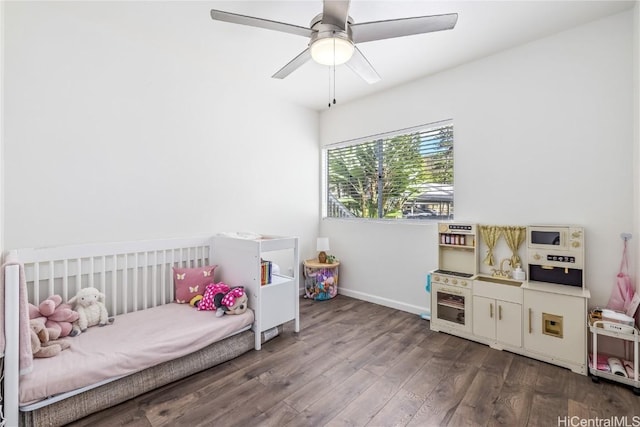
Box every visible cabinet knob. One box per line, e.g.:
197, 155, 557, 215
460, 280, 467, 286
433, 275, 440, 282
533, 253, 541, 260
444, 278, 449, 284
452, 279, 458, 285
571, 241, 580, 248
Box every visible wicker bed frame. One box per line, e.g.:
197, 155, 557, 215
2, 236, 259, 426
19, 330, 255, 427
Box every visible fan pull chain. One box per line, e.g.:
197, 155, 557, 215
333, 62, 336, 106
328, 65, 332, 108
333, 36, 337, 106
327, 35, 337, 108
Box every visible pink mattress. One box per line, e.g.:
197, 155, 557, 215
19, 303, 254, 405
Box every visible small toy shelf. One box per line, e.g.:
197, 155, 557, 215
588, 319, 640, 395
212, 235, 300, 350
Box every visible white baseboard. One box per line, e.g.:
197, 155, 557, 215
337, 287, 429, 316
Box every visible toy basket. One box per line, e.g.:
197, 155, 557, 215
303, 263, 339, 301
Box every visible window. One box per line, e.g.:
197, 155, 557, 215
324, 120, 453, 220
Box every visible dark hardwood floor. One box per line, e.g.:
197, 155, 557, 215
67, 295, 639, 426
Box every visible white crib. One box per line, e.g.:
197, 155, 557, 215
1, 235, 259, 427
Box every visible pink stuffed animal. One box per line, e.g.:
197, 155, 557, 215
28, 295, 80, 338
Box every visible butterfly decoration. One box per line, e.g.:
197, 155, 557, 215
203, 270, 212, 277
189, 285, 199, 293
176, 273, 186, 280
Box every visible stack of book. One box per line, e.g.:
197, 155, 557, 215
261, 259, 272, 285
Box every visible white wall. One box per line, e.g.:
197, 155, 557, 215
320, 10, 635, 313
3, 2, 320, 262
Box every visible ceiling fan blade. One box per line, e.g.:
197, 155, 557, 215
272, 48, 312, 79
321, 0, 351, 30
351, 13, 458, 44
210, 9, 313, 38
346, 47, 381, 84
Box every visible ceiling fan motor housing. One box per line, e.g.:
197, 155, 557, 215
309, 13, 354, 44
309, 13, 355, 66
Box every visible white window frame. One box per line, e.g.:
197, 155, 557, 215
322, 119, 454, 221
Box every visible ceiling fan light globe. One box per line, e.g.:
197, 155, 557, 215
310, 37, 354, 66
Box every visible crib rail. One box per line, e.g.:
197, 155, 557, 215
12, 235, 213, 316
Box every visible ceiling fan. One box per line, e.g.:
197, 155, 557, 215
210, 0, 458, 84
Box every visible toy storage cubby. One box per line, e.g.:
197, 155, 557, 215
212, 235, 300, 350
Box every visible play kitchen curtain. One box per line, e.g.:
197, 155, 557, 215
479, 225, 526, 268
502, 226, 526, 268
479, 225, 502, 266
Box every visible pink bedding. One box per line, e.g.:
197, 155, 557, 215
19, 303, 254, 405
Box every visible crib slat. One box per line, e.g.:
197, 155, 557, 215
132, 253, 139, 312
168, 249, 174, 301
89, 257, 95, 288
151, 251, 157, 308
100, 255, 106, 295
76, 258, 82, 295
142, 252, 148, 310
160, 251, 168, 301
170, 249, 176, 301
33, 262, 40, 304
63, 259, 69, 302
111, 254, 117, 315
48, 260, 54, 298
123, 254, 128, 315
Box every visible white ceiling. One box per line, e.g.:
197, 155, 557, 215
207, 0, 635, 111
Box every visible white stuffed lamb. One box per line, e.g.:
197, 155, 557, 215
69, 287, 114, 335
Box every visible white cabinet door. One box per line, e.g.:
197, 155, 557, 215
496, 300, 522, 348
523, 289, 585, 365
473, 296, 496, 341
473, 296, 522, 348
260, 276, 296, 332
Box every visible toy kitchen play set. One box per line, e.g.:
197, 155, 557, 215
431, 223, 594, 375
